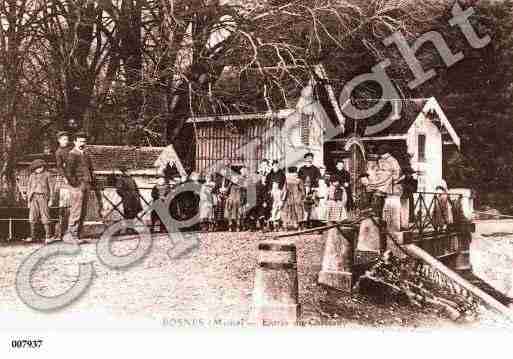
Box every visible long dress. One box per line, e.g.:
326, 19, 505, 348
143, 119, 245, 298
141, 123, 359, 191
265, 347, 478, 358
433, 191, 454, 229
225, 183, 243, 221
199, 182, 215, 222
326, 184, 348, 222
115, 175, 143, 219
331, 168, 354, 211
314, 177, 329, 222
251, 176, 271, 222
214, 175, 230, 222
270, 182, 283, 222
281, 176, 305, 229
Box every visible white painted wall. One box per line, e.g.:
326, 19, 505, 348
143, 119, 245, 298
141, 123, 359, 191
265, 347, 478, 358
281, 103, 325, 168
407, 113, 443, 192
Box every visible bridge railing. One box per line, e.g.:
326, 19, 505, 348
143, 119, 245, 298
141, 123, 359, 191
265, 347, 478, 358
407, 191, 470, 235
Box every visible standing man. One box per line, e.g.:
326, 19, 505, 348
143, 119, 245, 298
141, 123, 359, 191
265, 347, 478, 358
376, 144, 402, 194
54, 131, 71, 241
332, 159, 354, 213
298, 152, 320, 188
298, 152, 321, 227
64, 132, 102, 243
116, 165, 143, 234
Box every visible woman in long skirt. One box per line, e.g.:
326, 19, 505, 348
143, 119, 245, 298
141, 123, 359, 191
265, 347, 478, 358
199, 173, 215, 231
326, 178, 348, 223
214, 167, 230, 231
281, 167, 305, 231
270, 181, 283, 231
224, 175, 243, 231
315, 172, 329, 224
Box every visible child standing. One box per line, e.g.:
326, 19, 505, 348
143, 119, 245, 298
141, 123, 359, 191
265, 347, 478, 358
269, 181, 283, 231
326, 177, 348, 224
315, 167, 329, 224
224, 175, 244, 231
281, 167, 305, 231
25, 159, 54, 243
267, 160, 285, 231
214, 167, 230, 231
199, 173, 216, 231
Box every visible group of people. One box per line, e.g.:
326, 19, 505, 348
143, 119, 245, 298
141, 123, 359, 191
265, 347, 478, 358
25, 130, 452, 242
149, 152, 357, 233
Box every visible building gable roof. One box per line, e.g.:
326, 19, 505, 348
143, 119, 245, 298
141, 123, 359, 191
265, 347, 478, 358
341, 97, 460, 149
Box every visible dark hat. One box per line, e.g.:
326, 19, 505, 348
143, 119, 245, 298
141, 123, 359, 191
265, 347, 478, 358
272, 160, 279, 165
287, 166, 298, 173
304, 152, 314, 159
56, 131, 69, 139
30, 159, 46, 171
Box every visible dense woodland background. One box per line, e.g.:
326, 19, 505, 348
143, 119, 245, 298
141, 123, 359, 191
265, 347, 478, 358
0, 0, 512, 209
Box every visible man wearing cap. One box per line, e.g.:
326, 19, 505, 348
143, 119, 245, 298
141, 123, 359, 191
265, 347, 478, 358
298, 152, 321, 227
54, 130, 71, 240
64, 132, 102, 243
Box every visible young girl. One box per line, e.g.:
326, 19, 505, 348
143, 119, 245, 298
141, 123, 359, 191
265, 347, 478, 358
315, 168, 329, 225
281, 167, 305, 231
326, 178, 348, 224
224, 175, 244, 231
214, 167, 230, 231
199, 173, 216, 232
270, 181, 283, 231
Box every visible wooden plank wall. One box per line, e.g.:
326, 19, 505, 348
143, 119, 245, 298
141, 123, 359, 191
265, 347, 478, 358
194, 118, 285, 175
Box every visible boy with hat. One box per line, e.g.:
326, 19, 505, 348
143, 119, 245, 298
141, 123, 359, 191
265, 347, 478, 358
25, 159, 54, 243
54, 130, 71, 240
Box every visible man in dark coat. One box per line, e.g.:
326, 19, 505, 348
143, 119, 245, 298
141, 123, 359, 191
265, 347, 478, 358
266, 160, 286, 191
298, 153, 321, 227
331, 159, 354, 211
64, 132, 102, 243
298, 152, 320, 188
54, 131, 72, 240
115, 165, 143, 220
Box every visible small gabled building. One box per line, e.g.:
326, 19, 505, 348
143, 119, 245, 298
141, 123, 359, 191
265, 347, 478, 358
327, 97, 461, 194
